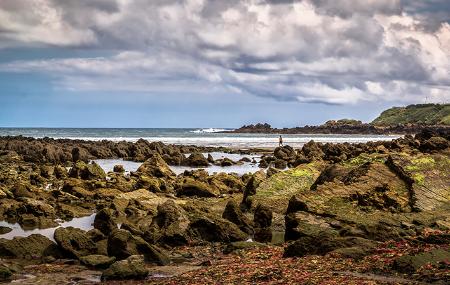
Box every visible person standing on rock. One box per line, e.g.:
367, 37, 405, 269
279, 135, 283, 147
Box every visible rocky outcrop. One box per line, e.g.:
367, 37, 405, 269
284, 151, 450, 257
0, 234, 61, 259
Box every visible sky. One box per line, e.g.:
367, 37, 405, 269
0, 0, 449, 128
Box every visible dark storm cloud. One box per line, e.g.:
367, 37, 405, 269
0, 0, 449, 104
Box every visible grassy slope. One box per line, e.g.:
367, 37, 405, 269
371, 104, 450, 126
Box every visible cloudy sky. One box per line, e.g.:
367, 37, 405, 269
0, 0, 449, 127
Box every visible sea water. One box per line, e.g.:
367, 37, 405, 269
0, 128, 400, 148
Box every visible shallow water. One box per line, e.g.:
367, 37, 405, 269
0, 214, 96, 241
94, 152, 263, 176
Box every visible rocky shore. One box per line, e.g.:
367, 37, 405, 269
0, 129, 449, 284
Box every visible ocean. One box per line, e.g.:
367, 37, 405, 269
0, 128, 400, 148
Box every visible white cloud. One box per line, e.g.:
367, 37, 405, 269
0, 0, 449, 104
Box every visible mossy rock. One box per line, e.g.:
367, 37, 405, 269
251, 163, 320, 213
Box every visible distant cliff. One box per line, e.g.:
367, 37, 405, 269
371, 104, 450, 126
228, 104, 450, 134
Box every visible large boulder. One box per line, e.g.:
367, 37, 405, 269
54, 227, 97, 258
136, 153, 175, 178
183, 153, 209, 167
101, 255, 149, 281
144, 200, 190, 246
0, 234, 61, 259
222, 200, 254, 235
107, 229, 170, 265
94, 209, 117, 235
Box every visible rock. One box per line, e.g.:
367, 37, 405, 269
210, 173, 244, 194
300, 140, 325, 161
113, 165, 125, 173
0, 265, 12, 282
0, 234, 61, 259
393, 249, 450, 273
101, 255, 149, 281
61, 178, 94, 198
207, 154, 215, 163
220, 158, 235, 167
222, 200, 254, 235
144, 200, 190, 246
254, 204, 272, 228
69, 161, 106, 180
188, 216, 248, 243
54, 227, 97, 258
94, 209, 117, 235
107, 229, 170, 265
284, 235, 377, 257
80, 254, 116, 269
87, 229, 105, 242
253, 204, 272, 243
310, 164, 348, 191
242, 170, 266, 208
137, 153, 175, 178
72, 147, 90, 162
0, 226, 12, 234
420, 136, 449, 152
178, 178, 219, 197
273, 159, 287, 169
184, 152, 209, 167
121, 222, 144, 236
134, 175, 162, 192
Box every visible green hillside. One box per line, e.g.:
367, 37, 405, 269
372, 104, 450, 126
